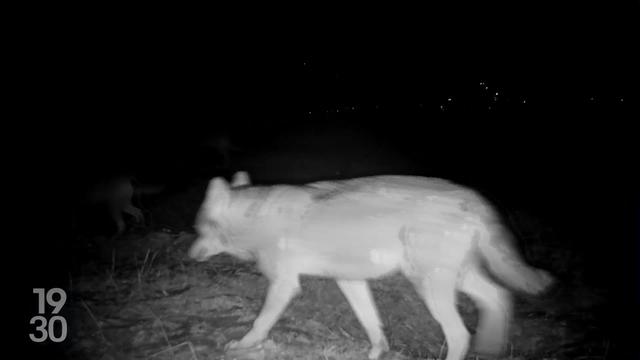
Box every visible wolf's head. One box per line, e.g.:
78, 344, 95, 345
188, 171, 252, 261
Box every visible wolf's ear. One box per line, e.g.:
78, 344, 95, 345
205, 177, 231, 205
231, 171, 251, 187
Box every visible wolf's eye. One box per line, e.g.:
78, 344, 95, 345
196, 219, 218, 236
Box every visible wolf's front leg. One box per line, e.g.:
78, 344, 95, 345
227, 274, 301, 350
336, 279, 389, 360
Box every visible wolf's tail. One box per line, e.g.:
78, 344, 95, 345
477, 221, 554, 294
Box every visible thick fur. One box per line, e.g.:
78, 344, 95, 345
189, 172, 553, 360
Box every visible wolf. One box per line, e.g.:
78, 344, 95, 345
188, 172, 553, 360
72, 176, 156, 237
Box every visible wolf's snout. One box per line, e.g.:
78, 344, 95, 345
188, 243, 210, 262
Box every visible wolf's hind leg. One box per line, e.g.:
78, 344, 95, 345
227, 274, 301, 350
413, 270, 470, 360
336, 279, 389, 360
460, 266, 512, 356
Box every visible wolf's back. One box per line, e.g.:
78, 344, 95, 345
309, 176, 553, 294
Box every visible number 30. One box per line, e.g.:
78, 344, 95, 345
29, 315, 67, 342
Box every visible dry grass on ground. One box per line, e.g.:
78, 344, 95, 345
63, 228, 609, 360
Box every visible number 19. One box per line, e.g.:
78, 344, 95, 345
33, 288, 66, 314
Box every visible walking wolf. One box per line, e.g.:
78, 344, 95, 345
189, 172, 553, 360
72, 176, 146, 237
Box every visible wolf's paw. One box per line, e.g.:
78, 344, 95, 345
368, 337, 390, 359
225, 339, 263, 352
225, 339, 274, 360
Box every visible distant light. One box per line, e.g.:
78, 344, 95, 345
620, 98, 624, 102
522, 99, 527, 104
484, 86, 489, 90
447, 97, 452, 102
495, 92, 499, 96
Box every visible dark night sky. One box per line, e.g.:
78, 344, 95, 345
65, 2, 637, 149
